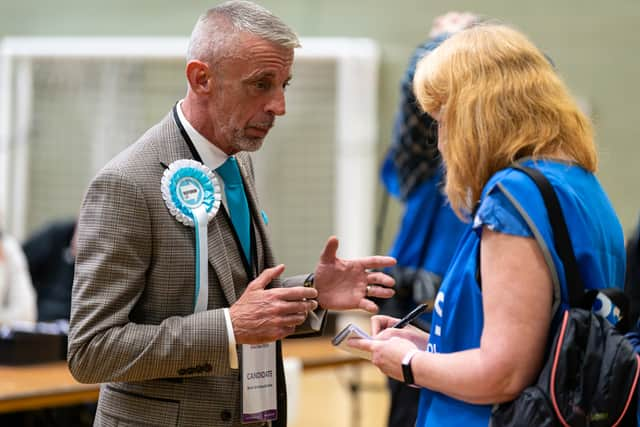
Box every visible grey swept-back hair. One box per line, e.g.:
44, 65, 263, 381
187, 0, 300, 64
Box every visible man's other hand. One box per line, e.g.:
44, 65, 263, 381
314, 236, 396, 313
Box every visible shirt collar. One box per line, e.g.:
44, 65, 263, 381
176, 100, 228, 170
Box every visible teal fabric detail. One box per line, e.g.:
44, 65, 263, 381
216, 157, 251, 263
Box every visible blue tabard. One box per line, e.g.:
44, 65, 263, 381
416, 159, 626, 427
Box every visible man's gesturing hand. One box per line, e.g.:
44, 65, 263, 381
314, 236, 396, 313
230, 264, 318, 344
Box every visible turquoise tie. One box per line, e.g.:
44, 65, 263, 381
216, 157, 251, 263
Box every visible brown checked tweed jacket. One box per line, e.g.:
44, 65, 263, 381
68, 111, 310, 427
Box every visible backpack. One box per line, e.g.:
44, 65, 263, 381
490, 165, 640, 427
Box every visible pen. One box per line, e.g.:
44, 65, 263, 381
391, 303, 429, 329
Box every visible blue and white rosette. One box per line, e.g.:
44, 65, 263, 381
161, 159, 221, 313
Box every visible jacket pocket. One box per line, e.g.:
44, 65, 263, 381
98, 385, 180, 426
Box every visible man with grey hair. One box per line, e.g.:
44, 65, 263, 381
68, 1, 396, 426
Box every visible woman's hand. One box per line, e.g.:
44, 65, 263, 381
346, 315, 429, 381
371, 314, 430, 347
348, 335, 420, 382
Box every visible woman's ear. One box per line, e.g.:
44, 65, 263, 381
185, 60, 213, 95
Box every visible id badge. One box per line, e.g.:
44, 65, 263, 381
241, 342, 277, 423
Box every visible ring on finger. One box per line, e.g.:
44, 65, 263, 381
366, 285, 372, 297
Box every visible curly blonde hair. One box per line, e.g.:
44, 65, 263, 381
413, 24, 596, 220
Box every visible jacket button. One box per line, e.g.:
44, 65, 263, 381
220, 410, 232, 421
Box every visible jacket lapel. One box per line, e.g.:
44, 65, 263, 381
157, 111, 238, 306
207, 216, 239, 305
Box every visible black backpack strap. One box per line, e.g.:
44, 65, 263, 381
510, 165, 585, 308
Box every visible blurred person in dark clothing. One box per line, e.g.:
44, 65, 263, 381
23, 219, 77, 322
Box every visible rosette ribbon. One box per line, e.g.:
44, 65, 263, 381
161, 159, 221, 312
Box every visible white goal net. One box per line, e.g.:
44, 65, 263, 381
0, 37, 379, 274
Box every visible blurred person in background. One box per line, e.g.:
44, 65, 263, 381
0, 224, 37, 325
377, 11, 476, 427
23, 218, 77, 322
350, 24, 626, 426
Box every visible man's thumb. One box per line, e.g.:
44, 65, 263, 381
319, 236, 339, 263
249, 264, 286, 290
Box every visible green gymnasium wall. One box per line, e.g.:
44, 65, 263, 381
2, 0, 639, 250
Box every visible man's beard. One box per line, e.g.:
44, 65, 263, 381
229, 125, 270, 152
231, 132, 265, 152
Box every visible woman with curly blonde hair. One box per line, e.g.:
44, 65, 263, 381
349, 24, 625, 426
